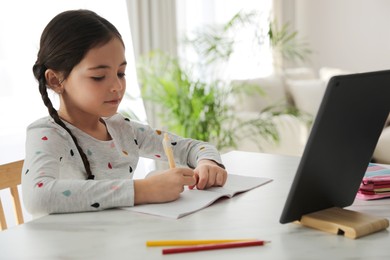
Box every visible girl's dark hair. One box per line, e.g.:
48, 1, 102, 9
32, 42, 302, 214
33, 10, 124, 180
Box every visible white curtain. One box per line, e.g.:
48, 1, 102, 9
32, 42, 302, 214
272, 0, 297, 71
126, 0, 178, 128
273, 0, 296, 26
126, 0, 177, 60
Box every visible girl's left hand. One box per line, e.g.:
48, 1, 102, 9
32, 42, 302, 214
191, 160, 228, 190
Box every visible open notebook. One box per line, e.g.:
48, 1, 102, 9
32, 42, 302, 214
122, 174, 272, 219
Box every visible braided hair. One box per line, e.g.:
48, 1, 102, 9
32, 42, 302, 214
32, 10, 124, 180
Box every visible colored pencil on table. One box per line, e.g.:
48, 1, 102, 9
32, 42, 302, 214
146, 239, 256, 247
161, 240, 268, 255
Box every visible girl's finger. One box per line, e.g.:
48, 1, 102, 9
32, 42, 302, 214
189, 173, 199, 190
215, 171, 225, 186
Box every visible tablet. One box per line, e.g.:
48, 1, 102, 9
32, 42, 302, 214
280, 70, 390, 224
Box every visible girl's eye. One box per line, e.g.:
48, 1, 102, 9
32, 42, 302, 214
118, 72, 126, 79
91, 76, 105, 81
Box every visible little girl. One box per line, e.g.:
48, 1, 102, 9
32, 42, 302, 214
22, 9, 227, 217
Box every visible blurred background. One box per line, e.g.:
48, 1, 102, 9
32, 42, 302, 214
1, 0, 390, 227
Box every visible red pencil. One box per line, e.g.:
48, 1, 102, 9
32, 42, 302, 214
162, 240, 268, 255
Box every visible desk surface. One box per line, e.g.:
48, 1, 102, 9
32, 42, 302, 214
1, 151, 389, 259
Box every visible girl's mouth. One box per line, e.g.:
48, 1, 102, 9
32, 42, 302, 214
105, 99, 121, 105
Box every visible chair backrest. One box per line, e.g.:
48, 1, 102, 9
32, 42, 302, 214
0, 160, 24, 230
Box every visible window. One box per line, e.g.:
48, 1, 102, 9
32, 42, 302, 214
176, 0, 273, 80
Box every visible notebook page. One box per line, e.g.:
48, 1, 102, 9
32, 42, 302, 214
121, 174, 272, 219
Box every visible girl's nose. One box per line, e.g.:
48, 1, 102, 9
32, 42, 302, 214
112, 77, 125, 92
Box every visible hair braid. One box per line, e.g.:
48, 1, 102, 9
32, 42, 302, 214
35, 64, 95, 180
33, 10, 123, 180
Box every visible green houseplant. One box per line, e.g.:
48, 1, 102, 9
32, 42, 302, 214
136, 11, 309, 151
137, 51, 279, 150
268, 19, 312, 70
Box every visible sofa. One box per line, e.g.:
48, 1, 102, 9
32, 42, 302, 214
233, 67, 390, 164
373, 117, 390, 164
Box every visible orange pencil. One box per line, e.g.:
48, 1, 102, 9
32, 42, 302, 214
163, 133, 176, 169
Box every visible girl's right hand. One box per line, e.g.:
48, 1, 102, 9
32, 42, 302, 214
134, 168, 196, 205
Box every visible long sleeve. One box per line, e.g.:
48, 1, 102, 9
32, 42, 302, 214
22, 114, 224, 217
129, 119, 224, 168
22, 117, 135, 217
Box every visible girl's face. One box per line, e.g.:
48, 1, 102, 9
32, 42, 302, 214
59, 37, 126, 121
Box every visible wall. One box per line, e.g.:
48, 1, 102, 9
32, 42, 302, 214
292, 0, 390, 73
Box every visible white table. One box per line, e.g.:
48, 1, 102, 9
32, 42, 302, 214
1, 151, 389, 259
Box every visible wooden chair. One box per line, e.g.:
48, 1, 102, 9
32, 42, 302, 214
0, 160, 24, 230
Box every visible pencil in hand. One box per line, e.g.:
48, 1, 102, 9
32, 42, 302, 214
163, 133, 176, 169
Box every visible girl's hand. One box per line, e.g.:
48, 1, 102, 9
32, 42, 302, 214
191, 160, 228, 190
134, 168, 196, 205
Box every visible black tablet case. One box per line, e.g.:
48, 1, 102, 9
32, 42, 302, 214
280, 70, 390, 224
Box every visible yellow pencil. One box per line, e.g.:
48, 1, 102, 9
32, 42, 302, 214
163, 133, 176, 169
146, 239, 257, 247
